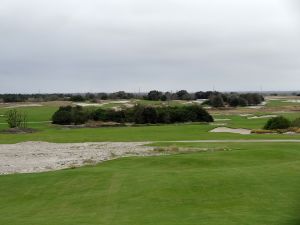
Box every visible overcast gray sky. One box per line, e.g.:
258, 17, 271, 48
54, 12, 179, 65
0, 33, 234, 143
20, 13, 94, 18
0, 0, 300, 93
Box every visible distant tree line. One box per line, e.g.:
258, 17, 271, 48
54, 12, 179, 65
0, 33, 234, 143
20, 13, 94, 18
206, 93, 264, 108
0, 92, 138, 103
0, 91, 264, 107
145, 90, 264, 107
52, 105, 214, 125
0, 94, 71, 103
146, 90, 193, 101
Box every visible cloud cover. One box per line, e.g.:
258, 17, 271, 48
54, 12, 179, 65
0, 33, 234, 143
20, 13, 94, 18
0, 0, 299, 93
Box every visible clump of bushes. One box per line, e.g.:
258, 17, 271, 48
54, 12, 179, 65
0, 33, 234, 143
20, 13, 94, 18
264, 116, 291, 130
209, 95, 225, 108
52, 104, 213, 125
52, 106, 90, 125
145, 90, 191, 101
132, 105, 213, 124
263, 116, 300, 131
227, 95, 248, 107
91, 108, 127, 123
203, 93, 264, 108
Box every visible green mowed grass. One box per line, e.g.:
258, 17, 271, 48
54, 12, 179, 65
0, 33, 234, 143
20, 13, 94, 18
1, 123, 300, 144
266, 99, 300, 108
213, 113, 300, 129
1, 143, 300, 225
0, 106, 58, 123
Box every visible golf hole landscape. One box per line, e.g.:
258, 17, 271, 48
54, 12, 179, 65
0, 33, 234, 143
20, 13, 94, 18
0, 93, 300, 225
1, 1, 300, 224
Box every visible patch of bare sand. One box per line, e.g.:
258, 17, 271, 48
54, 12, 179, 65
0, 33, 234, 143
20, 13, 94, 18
0, 142, 154, 175
284, 100, 300, 103
248, 115, 277, 119
240, 113, 253, 117
210, 127, 251, 135
75, 103, 104, 107
210, 123, 228, 126
214, 118, 231, 121
5, 104, 43, 108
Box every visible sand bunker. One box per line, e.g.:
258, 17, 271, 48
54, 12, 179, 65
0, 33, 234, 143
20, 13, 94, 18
112, 100, 130, 104
283, 100, 300, 103
124, 103, 135, 108
0, 142, 154, 175
193, 99, 207, 104
210, 123, 227, 126
247, 106, 263, 109
5, 104, 43, 109
210, 127, 251, 135
248, 115, 277, 119
111, 106, 122, 111
75, 103, 105, 107
214, 118, 231, 121
75, 100, 131, 107
240, 114, 253, 117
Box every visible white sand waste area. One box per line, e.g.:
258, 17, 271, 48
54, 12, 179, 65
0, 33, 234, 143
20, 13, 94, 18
240, 114, 253, 117
284, 100, 300, 103
210, 127, 251, 135
75, 103, 104, 107
5, 104, 43, 108
0, 142, 154, 175
247, 102, 266, 109
75, 100, 130, 107
210, 123, 227, 126
214, 118, 231, 121
248, 115, 277, 119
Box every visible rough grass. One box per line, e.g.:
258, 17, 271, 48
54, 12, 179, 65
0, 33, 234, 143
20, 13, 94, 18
1, 143, 300, 225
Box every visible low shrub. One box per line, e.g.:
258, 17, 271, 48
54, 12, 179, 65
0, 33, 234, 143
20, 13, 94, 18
52, 106, 89, 125
263, 116, 291, 130
6, 109, 28, 128
291, 118, 300, 128
52, 110, 73, 125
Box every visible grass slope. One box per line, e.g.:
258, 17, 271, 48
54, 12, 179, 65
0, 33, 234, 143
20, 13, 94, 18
0, 143, 300, 225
